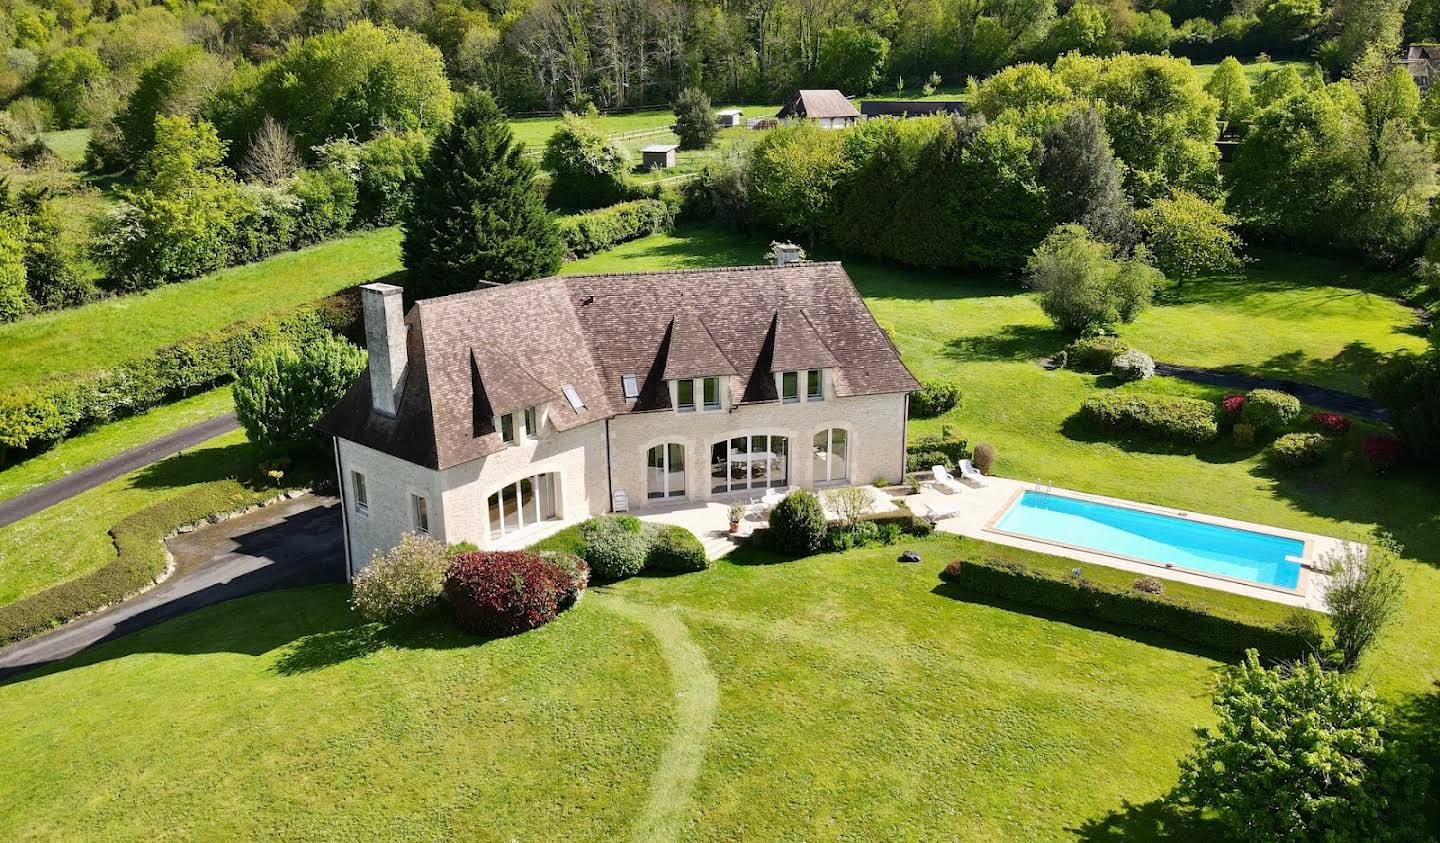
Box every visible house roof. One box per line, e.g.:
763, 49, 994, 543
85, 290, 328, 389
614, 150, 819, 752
777, 90, 860, 120
859, 100, 966, 118
716, 108, 744, 116
317, 262, 918, 470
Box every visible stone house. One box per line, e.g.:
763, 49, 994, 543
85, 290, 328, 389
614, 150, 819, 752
317, 253, 918, 576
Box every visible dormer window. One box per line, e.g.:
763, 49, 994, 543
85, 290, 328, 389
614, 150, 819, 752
621, 374, 640, 402
561, 384, 585, 411
782, 371, 800, 403
702, 376, 720, 410
677, 379, 695, 412
779, 369, 824, 404
807, 369, 823, 401
498, 406, 540, 445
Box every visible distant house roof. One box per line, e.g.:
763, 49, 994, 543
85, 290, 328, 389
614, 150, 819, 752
777, 90, 860, 120
318, 264, 918, 470
641, 143, 678, 153
859, 100, 966, 118
1406, 43, 1440, 61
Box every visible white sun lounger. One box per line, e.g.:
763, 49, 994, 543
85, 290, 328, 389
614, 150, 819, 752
931, 466, 965, 494
958, 459, 990, 486
917, 501, 961, 524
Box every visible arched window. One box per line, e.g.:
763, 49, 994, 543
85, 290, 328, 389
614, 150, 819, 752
813, 428, 848, 483
487, 472, 559, 538
647, 444, 686, 499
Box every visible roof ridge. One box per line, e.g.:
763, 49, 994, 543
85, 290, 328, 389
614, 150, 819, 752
559, 261, 844, 280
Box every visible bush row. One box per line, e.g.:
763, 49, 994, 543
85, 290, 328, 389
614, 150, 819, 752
0, 291, 359, 460
905, 431, 972, 473
557, 198, 675, 259
0, 478, 308, 647
577, 515, 709, 580
939, 557, 1321, 661
1079, 391, 1220, 444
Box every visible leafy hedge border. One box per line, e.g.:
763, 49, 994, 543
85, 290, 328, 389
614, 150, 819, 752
0, 481, 309, 647
939, 557, 1320, 660
557, 198, 676, 259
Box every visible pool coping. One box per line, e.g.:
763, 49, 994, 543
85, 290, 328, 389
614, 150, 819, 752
981, 487, 1314, 599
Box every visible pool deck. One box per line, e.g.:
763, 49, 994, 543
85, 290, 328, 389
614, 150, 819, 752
910, 476, 1347, 612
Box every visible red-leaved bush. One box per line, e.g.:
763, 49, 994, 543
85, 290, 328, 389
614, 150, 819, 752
444, 551, 572, 636
1310, 412, 1352, 436
1362, 435, 1406, 473
1221, 394, 1245, 421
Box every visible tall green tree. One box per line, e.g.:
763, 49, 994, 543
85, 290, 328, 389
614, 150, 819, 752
1039, 107, 1136, 249
1205, 57, 1253, 136
1026, 223, 1158, 333
673, 87, 717, 151
402, 89, 563, 296
814, 27, 890, 94
1136, 190, 1243, 284
234, 334, 367, 455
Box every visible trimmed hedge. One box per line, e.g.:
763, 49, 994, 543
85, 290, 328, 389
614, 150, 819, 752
909, 379, 963, 418
0, 478, 307, 647
1240, 388, 1301, 431
557, 199, 675, 259
0, 291, 359, 460
1079, 391, 1219, 443
1066, 336, 1130, 373
646, 524, 710, 573
1268, 432, 1331, 468
939, 557, 1320, 660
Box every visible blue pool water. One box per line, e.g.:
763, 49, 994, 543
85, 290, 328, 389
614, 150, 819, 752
993, 491, 1304, 589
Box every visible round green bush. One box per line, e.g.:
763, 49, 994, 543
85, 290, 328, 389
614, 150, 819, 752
909, 379, 962, 418
1268, 432, 1331, 468
646, 524, 710, 573
768, 489, 827, 556
579, 514, 651, 580
1241, 389, 1301, 431
1066, 336, 1130, 373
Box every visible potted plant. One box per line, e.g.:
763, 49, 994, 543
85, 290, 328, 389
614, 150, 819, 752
728, 501, 745, 534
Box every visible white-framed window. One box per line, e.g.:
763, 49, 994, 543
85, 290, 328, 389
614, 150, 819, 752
523, 406, 539, 439
500, 413, 516, 445
411, 494, 430, 534
351, 470, 368, 514
621, 374, 640, 402
710, 434, 789, 492
561, 384, 585, 411
487, 473, 560, 538
676, 379, 695, 412
781, 371, 800, 403
807, 369, 823, 401
812, 428, 849, 483
646, 443, 686, 499
702, 376, 720, 410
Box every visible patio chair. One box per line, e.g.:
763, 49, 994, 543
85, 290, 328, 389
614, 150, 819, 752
931, 466, 965, 494
917, 501, 961, 525
958, 459, 990, 487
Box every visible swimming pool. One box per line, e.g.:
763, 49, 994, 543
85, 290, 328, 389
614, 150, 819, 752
991, 491, 1306, 590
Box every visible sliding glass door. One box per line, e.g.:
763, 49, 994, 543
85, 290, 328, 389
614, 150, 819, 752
487, 472, 559, 539
710, 435, 788, 493
647, 443, 686, 499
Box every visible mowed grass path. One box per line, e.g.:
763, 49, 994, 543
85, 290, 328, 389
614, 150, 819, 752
0, 227, 401, 389
0, 538, 1227, 840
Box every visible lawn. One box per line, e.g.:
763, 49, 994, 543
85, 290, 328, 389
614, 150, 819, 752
0, 387, 234, 503
510, 103, 779, 150
40, 128, 92, 163
1193, 58, 1315, 85
0, 428, 252, 607
0, 536, 1240, 839
0, 227, 401, 390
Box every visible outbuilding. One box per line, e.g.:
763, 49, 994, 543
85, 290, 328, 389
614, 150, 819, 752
641, 143, 678, 169
716, 108, 744, 128
776, 90, 860, 129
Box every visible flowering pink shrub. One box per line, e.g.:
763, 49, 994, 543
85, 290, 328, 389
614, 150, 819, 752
1362, 435, 1406, 473
1310, 412, 1352, 436
1221, 394, 1245, 421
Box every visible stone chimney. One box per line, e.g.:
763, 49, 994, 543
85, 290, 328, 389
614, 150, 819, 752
772, 242, 805, 267
360, 283, 407, 416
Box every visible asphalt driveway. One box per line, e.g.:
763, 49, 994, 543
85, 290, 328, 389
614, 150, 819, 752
0, 493, 344, 681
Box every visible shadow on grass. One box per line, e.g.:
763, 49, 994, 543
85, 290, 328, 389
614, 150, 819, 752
942, 324, 1066, 362
930, 582, 1245, 663
1068, 797, 1219, 841
1057, 413, 1206, 458
1393, 682, 1440, 835
271, 605, 479, 676
127, 441, 264, 490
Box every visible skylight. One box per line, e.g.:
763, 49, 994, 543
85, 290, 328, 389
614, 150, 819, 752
621, 374, 639, 401
561, 384, 585, 411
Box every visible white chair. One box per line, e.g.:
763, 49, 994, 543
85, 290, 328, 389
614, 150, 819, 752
917, 501, 960, 524
931, 466, 964, 494
958, 460, 989, 486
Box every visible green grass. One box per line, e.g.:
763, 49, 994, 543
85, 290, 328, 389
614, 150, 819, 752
0, 227, 401, 390
0, 387, 234, 502
0, 536, 1236, 839
509, 103, 779, 150
1192, 58, 1315, 85
0, 428, 252, 607
40, 128, 92, 163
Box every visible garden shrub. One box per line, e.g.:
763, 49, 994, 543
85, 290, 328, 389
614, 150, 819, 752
444, 551, 572, 636
1232, 422, 1256, 446
557, 199, 674, 259
579, 514, 652, 580
539, 550, 590, 609
1132, 576, 1165, 594
768, 489, 827, 556
645, 524, 709, 573
233, 333, 366, 455
0, 472, 315, 646
0, 291, 359, 462
1309, 412, 1352, 436
1370, 350, 1440, 463
1240, 388, 1301, 431
905, 432, 970, 472
824, 526, 855, 552
905, 450, 950, 473
542, 111, 631, 210
1220, 393, 1245, 424
1110, 349, 1155, 382
1362, 434, 1407, 473
351, 532, 449, 622
972, 442, 996, 474
290, 165, 358, 246
1267, 432, 1330, 468
1320, 542, 1406, 671
939, 557, 1321, 659
1027, 224, 1159, 334
909, 379, 962, 418
1079, 392, 1220, 443
1066, 336, 1130, 372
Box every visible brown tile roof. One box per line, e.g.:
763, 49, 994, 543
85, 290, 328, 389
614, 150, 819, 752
777, 90, 860, 120
318, 262, 918, 470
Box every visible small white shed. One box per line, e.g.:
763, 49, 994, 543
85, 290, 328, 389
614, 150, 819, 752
716, 108, 744, 128
641, 143, 678, 170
